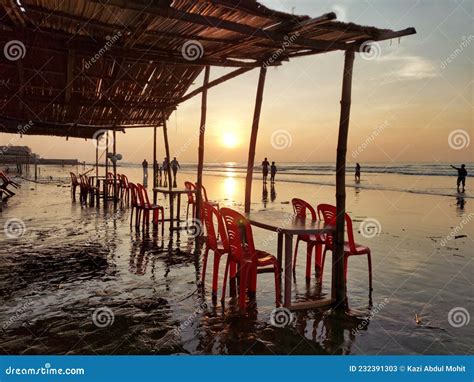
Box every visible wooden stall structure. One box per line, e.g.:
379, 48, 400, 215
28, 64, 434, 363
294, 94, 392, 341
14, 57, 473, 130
0, 0, 415, 307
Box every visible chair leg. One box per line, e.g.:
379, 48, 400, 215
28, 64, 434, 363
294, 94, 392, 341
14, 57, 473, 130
212, 252, 221, 299
221, 258, 230, 303
319, 248, 328, 283
315, 243, 323, 276
273, 262, 282, 307
292, 238, 300, 274
239, 266, 250, 310
130, 206, 134, 227
201, 247, 209, 287
367, 251, 373, 291
305, 243, 313, 280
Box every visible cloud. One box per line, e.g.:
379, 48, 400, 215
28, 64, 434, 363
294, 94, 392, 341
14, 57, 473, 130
377, 53, 438, 83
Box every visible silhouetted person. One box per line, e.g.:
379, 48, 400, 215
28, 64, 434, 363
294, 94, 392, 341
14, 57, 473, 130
270, 161, 277, 183
355, 163, 361, 182
171, 157, 180, 187
142, 159, 148, 187
261, 157, 269, 183
162, 157, 169, 186
450, 164, 467, 193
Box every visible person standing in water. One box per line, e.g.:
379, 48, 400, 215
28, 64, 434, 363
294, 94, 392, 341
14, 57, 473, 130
270, 161, 277, 183
142, 159, 148, 187
450, 164, 467, 193
262, 157, 270, 183
355, 163, 361, 182
162, 157, 169, 185
170, 157, 180, 187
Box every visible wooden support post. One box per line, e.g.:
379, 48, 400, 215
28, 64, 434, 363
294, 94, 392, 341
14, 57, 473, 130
244, 65, 267, 213
162, 113, 174, 228
153, 125, 157, 204
333, 49, 355, 308
34, 159, 37, 181
113, 128, 117, 204
195, 65, 210, 223
95, 139, 99, 178
105, 131, 109, 202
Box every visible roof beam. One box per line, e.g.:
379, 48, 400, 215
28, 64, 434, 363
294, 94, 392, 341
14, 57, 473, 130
92, 0, 348, 52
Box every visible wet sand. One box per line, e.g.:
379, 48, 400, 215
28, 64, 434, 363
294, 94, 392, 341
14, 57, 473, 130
0, 166, 472, 355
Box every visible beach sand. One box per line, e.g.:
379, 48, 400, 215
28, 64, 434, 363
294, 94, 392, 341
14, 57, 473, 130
0, 165, 472, 355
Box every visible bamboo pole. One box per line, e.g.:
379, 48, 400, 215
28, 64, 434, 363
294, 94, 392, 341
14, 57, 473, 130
195, 65, 210, 223
95, 138, 99, 178
162, 113, 174, 228
153, 126, 157, 187
334, 49, 355, 308
105, 131, 109, 201
113, 128, 117, 204
244, 65, 267, 213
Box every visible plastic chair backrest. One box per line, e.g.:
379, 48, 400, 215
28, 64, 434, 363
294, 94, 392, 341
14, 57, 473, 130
70, 172, 78, 186
202, 202, 228, 251
129, 183, 139, 207
184, 181, 196, 203
121, 174, 129, 188
292, 198, 317, 220
317, 203, 356, 252
137, 183, 152, 208
220, 208, 255, 263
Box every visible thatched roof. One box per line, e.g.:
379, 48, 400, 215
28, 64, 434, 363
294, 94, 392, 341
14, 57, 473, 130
0, 0, 415, 138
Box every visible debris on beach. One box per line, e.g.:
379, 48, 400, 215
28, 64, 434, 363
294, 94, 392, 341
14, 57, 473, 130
281, 201, 289, 204
454, 235, 467, 239
415, 313, 422, 325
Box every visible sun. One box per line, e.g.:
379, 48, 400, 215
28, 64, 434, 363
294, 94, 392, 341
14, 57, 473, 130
221, 131, 239, 148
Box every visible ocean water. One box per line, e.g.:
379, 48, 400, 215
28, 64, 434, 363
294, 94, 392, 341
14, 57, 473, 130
0, 163, 472, 355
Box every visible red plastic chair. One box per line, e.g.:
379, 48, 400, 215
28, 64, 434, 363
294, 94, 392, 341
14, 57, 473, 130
136, 183, 164, 233
184, 181, 196, 220
195, 183, 219, 209
317, 204, 372, 291
129, 183, 143, 228
292, 198, 326, 280
201, 202, 230, 299
119, 174, 131, 204
220, 207, 281, 310
69, 172, 79, 201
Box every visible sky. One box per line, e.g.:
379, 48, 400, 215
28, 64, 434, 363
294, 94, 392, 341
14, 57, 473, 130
1, 0, 472, 165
